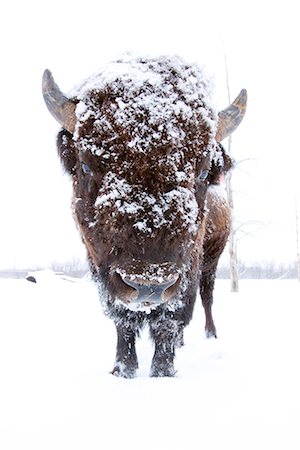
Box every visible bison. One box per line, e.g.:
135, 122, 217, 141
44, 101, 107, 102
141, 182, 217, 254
42, 55, 247, 377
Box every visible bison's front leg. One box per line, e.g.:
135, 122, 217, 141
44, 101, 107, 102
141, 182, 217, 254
111, 325, 138, 379
149, 317, 182, 377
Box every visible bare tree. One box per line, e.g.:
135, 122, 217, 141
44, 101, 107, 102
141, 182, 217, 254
223, 48, 239, 292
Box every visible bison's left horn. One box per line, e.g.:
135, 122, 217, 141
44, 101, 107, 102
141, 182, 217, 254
42, 69, 77, 134
216, 89, 247, 142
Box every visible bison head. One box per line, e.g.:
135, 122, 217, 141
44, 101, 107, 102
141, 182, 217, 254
42, 55, 246, 313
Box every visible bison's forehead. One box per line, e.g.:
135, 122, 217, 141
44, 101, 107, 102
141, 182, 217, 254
71, 55, 218, 160
93, 172, 199, 236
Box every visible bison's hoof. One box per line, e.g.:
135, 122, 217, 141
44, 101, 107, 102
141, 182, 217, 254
150, 366, 176, 378
205, 329, 217, 339
111, 362, 137, 379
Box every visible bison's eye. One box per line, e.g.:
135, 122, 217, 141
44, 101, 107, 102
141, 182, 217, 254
199, 169, 209, 181
82, 163, 91, 174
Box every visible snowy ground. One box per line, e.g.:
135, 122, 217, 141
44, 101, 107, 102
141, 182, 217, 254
0, 274, 299, 450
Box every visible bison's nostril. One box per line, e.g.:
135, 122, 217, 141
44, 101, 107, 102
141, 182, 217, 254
111, 273, 138, 302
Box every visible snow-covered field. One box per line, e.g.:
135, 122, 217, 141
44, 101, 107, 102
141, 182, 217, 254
0, 274, 299, 450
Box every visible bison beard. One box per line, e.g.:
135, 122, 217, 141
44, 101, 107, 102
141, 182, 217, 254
42, 55, 246, 378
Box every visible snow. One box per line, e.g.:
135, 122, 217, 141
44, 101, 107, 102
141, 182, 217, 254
206, 183, 228, 215
207, 183, 227, 201
0, 276, 299, 450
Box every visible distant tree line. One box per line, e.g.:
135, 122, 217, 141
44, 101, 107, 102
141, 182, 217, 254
0, 258, 89, 279
0, 259, 298, 280
217, 261, 298, 279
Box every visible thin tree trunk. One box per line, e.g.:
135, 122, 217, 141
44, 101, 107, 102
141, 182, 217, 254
225, 138, 239, 292
223, 47, 239, 292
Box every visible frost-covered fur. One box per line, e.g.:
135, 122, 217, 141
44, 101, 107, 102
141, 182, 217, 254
56, 55, 232, 377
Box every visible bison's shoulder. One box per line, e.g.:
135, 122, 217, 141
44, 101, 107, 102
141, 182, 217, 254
202, 185, 230, 272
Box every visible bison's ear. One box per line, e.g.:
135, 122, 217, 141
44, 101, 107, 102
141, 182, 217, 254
216, 89, 247, 142
208, 144, 234, 185
57, 130, 77, 175
42, 69, 77, 134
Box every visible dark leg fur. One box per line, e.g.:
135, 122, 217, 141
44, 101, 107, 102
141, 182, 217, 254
111, 325, 139, 378
149, 317, 183, 377
175, 327, 184, 348
200, 269, 217, 338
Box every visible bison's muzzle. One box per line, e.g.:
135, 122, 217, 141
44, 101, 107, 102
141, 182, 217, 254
110, 262, 181, 309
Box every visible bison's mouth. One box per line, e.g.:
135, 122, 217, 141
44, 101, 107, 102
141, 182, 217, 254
109, 262, 181, 311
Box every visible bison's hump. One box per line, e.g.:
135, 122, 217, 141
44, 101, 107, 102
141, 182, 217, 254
71, 54, 218, 158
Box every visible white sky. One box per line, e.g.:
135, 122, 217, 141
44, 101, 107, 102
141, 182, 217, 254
1, 0, 299, 268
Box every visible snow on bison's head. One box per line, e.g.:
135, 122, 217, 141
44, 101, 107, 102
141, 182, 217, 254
42, 55, 246, 314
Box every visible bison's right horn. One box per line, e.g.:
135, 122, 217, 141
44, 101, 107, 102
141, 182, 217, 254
216, 89, 247, 142
42, 69, 77, 134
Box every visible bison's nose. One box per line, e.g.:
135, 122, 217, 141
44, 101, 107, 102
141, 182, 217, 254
122, 275, 179, 305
